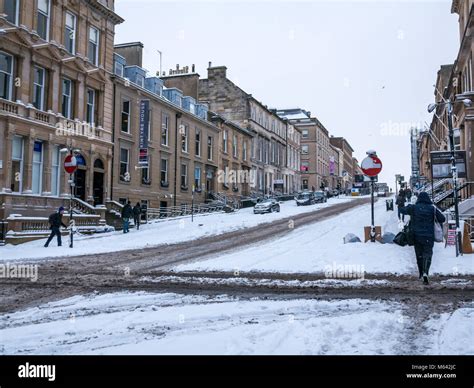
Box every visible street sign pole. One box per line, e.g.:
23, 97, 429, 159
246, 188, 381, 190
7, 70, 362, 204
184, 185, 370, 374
361, 151, 383, 243
69, 172, 74, 248
371, 177, 376, 242
64, 152, 78, 248
191, 185, 195, 223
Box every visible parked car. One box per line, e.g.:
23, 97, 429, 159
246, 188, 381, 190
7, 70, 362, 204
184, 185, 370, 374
254, 198, 281, 214
314, 191, 327, 203
295, 191, 316, 206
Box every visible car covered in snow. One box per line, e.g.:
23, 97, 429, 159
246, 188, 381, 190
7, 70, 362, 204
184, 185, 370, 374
254, 198, 281, 214
295, 191, 316, 206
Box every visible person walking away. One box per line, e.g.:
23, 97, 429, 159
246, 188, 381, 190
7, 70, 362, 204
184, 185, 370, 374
133, 202, 141, 230
405, 187, 412, 202
400, 192, 446, 285
44, 207, 67, 247
121, 201, 133, 233
396, 190, 407, 222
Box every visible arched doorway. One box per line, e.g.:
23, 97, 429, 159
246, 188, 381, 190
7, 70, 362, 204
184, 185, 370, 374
93, 158, 105, 206
74, 154, 87, 201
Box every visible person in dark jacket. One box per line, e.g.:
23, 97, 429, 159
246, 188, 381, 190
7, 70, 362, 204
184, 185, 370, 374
400, 192, 446, 285
121, 201, 133, 233
405, 187, 412, 202
44, 207, 67, 247
133, 202, 141, 230
396, 190, 407, 222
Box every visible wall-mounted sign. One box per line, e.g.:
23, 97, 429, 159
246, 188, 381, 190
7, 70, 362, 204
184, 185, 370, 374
139, 100, 150, 165
430, 151, 467, 179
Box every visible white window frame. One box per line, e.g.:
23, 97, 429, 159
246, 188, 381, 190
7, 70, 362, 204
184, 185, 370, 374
114, 61, 124, 77
51, 144, 60, 196
61, 78, 73, 119
195, 128, 201, 157
141, 156, 151, 185
11, 135, 24, 193
243, 140, 247, 161
121, 99, 130, 133
194, 166, 201, 189
33, 66, 45, 110
207, 136, 213, 161
64, 11, 77, 54
161, 158, 168, 184
0, 51, 14, 100
32, 141, 44, 195
5, 0, 20, 25
181, 124, 189, 153
223, 130, 228, 153
37, 0, 51, 41
86, 88, 95, 125
161, 113, 169, 146
88, 26, 100, 66
233, 134, 238, 158
181, 163, 188, 187
119, 148, 129, 182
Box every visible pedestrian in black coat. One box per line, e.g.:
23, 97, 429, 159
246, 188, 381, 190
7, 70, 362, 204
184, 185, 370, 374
133, 202, 141, 230
44, 207, 67, 247
396, 190, 407, 222
400, 192, 446, 285
121, 201, 133, 233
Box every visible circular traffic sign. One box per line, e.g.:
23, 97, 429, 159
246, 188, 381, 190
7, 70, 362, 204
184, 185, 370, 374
64, 155, 77, 174
361, 155, 382, 177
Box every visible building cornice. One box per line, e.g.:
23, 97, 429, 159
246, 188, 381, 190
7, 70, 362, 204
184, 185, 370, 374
86, 0, 124, 25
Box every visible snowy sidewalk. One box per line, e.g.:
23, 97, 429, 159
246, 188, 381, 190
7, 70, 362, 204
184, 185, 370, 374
0, 197, 354, 262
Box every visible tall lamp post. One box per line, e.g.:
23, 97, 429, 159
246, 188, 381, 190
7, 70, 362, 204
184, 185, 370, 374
428, 97, 472, 257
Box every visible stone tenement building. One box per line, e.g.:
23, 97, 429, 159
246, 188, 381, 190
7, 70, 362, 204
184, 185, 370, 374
112, 43, 220, 209
420, 1, 474, 183
418, 65, 453, 181
276, 108, 337, 191
0, 0, 123, 222
197, 65, 290, 195
329, 136, 355, 191
447, 0, 474, 181
161, 67, 255, 198
286, 122, 302, 194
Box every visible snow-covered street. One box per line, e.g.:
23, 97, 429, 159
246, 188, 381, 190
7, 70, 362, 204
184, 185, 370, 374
0, 291, 472, 355
175, 198, 474, 276
1, 196, 353, 262
0, 197, 472, 356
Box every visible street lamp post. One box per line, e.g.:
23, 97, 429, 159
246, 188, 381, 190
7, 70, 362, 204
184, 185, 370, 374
428, 98, 472, 257
446, 101, 462, 256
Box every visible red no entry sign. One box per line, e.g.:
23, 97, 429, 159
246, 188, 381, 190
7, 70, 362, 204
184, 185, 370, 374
361, 155, 382, 177
64, 155, 77, 174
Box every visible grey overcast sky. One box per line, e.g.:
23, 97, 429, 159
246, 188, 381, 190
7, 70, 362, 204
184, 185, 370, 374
115, 0, 459, 188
